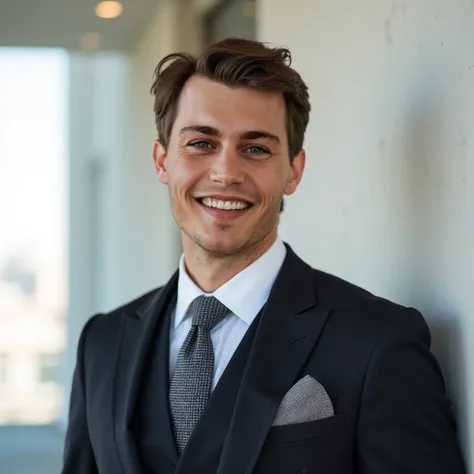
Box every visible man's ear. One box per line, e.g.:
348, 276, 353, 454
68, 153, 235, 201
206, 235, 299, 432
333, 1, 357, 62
152, 140, 169, 184
284, 149, 306, 196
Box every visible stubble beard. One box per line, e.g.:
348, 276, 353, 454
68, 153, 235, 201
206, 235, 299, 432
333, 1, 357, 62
187, 201, 282, 263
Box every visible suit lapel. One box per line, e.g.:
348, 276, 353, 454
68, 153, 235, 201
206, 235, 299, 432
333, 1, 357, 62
217, 245, 330, 474
113, 271, 179, 474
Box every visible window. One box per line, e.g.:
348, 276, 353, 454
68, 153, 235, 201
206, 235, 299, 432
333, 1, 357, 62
0, 48, 68, 424
37, 354, 60, 384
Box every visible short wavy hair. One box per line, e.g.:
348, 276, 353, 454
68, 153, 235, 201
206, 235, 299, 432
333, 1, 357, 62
150, 37, 310, 161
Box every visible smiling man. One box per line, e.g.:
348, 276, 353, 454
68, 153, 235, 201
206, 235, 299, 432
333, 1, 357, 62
153, 69, 303, 289
62, 38, 465, 474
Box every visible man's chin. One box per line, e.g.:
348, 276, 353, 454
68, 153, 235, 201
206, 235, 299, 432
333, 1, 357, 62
192, 235, 250, 258
199, 242, 243, 258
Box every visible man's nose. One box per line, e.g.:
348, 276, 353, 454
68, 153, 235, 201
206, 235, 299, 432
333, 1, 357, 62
209, 148, 245, 186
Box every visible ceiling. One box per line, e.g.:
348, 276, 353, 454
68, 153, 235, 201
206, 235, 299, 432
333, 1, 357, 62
0, 0, 161, 51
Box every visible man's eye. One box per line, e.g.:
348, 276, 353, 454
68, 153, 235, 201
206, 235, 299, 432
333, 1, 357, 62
246, 145, 268, 154
189, 140, 212, 149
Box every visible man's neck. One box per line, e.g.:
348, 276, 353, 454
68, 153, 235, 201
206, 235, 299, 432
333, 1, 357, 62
182, 234, 277, 293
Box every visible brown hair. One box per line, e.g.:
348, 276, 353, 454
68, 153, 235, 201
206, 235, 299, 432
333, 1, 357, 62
150, 37, 310, 160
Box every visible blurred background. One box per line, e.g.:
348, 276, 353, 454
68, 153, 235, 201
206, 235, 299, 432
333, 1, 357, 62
0, 0, 473, 473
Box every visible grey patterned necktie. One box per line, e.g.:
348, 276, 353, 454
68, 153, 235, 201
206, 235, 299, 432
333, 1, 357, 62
169, 295, 230, 454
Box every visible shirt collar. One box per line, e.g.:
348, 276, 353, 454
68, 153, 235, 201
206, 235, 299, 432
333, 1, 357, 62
174, 238, 286, 329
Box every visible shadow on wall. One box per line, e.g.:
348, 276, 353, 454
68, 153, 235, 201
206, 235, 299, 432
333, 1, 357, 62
399, 79, 470, 461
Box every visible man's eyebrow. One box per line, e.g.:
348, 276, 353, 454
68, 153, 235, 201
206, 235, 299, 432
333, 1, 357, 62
179, 126, 281, 144
240, 130, 281, 144
179, 125, 220, 136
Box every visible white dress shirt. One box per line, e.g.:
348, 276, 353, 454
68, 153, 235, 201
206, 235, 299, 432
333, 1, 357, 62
169, 238, 286, 390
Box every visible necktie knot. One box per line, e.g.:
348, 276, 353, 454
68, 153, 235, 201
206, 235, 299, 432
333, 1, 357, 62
189, 295, 229, 330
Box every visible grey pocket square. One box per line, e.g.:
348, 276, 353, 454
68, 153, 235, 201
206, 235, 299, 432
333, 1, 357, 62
272, 375, 334, 427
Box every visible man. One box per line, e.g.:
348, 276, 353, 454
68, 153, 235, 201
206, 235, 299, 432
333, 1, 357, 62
62, 38, 465, 474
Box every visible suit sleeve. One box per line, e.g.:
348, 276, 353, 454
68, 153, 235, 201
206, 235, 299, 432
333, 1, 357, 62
357, 308, 466, 473
62, 315, 100, 474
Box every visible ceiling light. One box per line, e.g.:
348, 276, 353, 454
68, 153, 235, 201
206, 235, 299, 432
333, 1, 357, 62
95, 1, 124, 19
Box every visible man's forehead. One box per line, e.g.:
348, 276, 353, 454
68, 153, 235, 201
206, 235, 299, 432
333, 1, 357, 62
178, 76, 284, 111
174, 76, 287, 135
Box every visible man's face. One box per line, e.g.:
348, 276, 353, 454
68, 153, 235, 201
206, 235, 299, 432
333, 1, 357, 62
153, 75, 305, 258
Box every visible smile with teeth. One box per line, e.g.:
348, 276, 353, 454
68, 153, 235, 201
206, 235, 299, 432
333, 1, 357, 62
200, 197, 250, 210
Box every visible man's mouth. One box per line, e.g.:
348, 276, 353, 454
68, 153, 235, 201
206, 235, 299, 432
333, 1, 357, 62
198, 197, 252, 211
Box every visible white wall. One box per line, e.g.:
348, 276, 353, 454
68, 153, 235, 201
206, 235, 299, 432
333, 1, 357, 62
63, 51, 133, 427
259, 0, 474, 469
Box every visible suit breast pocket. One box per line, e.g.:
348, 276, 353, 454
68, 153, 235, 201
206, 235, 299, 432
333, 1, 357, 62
265, 413, 346, 444
254, 414, 351, 474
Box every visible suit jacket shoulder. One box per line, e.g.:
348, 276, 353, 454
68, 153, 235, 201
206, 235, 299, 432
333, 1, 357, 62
313, 267, 404, 312
79, 286, 165, 368
309, 266, 432, 358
